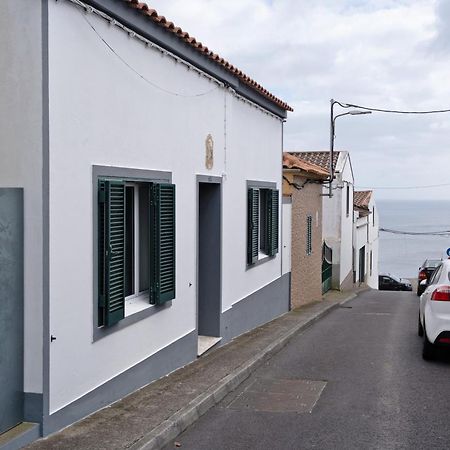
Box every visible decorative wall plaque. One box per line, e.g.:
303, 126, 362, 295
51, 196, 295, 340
205, 134, 214, 170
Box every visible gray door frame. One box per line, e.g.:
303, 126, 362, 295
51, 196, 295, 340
196, 175, 222, 337
0, 188, 24, 433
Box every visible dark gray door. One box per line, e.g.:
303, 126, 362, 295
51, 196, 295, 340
0, 189, 24, 433
198, 183, 221, 337
359, 246, 365, 284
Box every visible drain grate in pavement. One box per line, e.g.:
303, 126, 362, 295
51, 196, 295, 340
227, 378, 327, 413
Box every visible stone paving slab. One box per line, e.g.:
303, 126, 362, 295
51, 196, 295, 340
26, 289, 360, 450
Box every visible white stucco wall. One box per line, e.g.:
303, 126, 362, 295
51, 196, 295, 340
322, 152, 354, 289
282, 200, 292, 275
47, 1, 283, 413
353, 195, 379, 289
354, 215, 368, 282
339, 158, 354, 286
367, 197, 379, 289
0, 0, 43, 394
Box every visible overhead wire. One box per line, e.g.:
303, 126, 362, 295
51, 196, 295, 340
81, 13, 219, 98
355, 183, 450, 190
380, 228, 450, 236
335, 100, 450, 115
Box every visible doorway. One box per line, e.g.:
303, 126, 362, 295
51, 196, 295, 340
359, 246, 366, 284
0, 189, 24, 434
197, 180, 221, 356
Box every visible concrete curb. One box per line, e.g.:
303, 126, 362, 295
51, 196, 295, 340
131, 292, 358, 450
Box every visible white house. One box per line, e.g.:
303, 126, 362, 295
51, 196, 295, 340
291, 151, 355, 291
0, 0, 292, 445
353, 191, 379, 289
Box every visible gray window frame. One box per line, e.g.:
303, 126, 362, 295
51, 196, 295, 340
92, 165, 172, 341
246, 180, 277, 269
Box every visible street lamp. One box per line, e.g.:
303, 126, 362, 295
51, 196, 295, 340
329, 99, 372, 197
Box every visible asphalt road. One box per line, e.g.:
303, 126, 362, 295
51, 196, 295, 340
163, 290, 450, 450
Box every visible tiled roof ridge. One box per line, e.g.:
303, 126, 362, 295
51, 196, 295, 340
124, 0, 293, 112
288, 151, 340, 172
282, 152, 329, 178
354, 190, 372, 209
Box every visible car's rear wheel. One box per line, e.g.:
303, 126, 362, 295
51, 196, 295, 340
418, 315, 424, 337
422, 322, 435, 360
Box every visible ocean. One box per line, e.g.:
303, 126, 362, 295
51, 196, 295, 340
377, 200, 450, 278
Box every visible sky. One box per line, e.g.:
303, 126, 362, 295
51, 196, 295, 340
148, 0, 450, 200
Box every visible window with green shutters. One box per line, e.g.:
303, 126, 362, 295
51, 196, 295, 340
247, 185, 279, 266
98, 178, 176, 327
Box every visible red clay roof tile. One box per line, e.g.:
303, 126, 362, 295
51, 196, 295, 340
123, 0, 292, 112
283, 152, 329, 178
354, 190, 372, 210
289, 151, 340, 172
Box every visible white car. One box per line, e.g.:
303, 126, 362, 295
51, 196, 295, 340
418, 259, 450, 360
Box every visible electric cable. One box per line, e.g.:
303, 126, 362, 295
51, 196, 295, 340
81, 13, 219, 98
380, 227, 450, 236
335, 100, 450, 115
355, 183, 450, 190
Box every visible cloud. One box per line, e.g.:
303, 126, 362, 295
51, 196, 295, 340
149, 0, 449, 200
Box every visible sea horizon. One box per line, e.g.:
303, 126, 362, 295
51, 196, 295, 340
377, 199, 450, 279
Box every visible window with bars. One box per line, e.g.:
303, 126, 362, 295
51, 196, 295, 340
306, 215, 312, 255
97, 178, 176, 327
247, 186, 279, 265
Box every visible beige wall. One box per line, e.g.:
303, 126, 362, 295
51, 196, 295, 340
288, 175, 324, 308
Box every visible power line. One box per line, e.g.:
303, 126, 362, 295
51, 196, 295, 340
336, 100, 450, 115
355, 183, 450, 190
380, 227, 450, 236
82, 13, 219, 98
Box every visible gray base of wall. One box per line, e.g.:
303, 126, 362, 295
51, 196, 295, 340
42, 330, 197, 436
0, 423, 40, 450
220, 273, 290, 344
340, 270, 354, 291
24, 393, 43, 424
39, 273, 290, 438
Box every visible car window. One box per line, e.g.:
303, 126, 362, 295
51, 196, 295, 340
429, 264, 442, 285
426, 259, 441, 268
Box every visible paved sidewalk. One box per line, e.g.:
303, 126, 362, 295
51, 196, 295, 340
26, 290, 360, 450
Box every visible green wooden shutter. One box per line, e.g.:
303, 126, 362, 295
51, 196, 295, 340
98, 179, 125, 326
247, 188, 259, 265
150, 183, 176, 305
267, 189, 279, 257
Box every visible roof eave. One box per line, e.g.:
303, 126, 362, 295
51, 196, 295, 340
82, 0, 291, 117
283, 168, 329, 180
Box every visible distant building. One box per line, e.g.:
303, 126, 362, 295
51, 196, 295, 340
291, 151, 355, 291
282, 152, 329, 308
353, 191, 379, 289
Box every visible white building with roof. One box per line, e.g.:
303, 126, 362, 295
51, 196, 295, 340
0, 0, 292, 444
292, 151, 355, 291
353, 190, 379, 289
